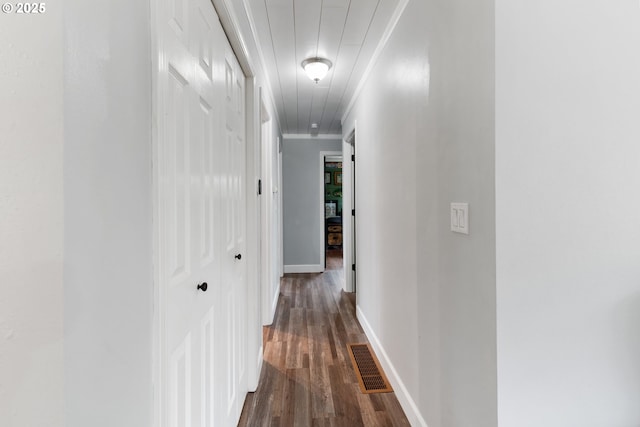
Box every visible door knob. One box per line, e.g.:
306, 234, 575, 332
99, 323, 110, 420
235, 254, 242, 260
197, 282, 208, 292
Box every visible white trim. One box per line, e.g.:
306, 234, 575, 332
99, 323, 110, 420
283, 133, 343, 140
278, 148, 284, 279
345, 128, 355, 145
150, 1, 163, 425
341, 0, 411, 124
244, 79, 261, 396
341, 125, 355, 293
283, 264, 324, 274
211, 0, 255, 76
260, 112, 274, 327
357, 305, 429, 427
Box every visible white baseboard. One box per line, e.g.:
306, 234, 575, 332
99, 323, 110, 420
283, 264, 324, 274
356, 305, 428, 427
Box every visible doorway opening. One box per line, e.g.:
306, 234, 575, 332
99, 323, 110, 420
324, 154, 343, 271
319, 150, 342, 273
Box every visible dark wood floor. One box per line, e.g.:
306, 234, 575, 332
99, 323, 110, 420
238, 250, 410, 427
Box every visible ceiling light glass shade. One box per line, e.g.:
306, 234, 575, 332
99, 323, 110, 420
302, 58, 332, 83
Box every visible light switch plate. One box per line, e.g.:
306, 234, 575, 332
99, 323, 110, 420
450, 203, 469, 234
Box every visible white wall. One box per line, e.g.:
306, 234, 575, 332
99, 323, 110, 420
262, 127, 282, 329
342, 0, 496, 425
271, 136, 281, 292
260, 120, 283, 325
1, 0, 284, 422
496, 2, 640, 425
281, 137, 342, 271
0, 9, 65, 427
63, 0, 153, 425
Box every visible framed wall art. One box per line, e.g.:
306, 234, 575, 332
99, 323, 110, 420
334, 171, 342, 185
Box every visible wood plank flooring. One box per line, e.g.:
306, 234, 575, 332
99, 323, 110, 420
238, 250, 410, 427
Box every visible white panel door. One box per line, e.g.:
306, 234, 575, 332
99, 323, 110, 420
156, 0, 247, 425
220, 43, 247, 424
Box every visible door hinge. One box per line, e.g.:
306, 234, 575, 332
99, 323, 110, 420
352, 263, 356, 271
351, 154, 355, 161
351, 209, 355, 216
258, 179, 262, 195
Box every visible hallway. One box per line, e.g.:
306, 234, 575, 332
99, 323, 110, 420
4, 0, 640, 425
238, 251, 410, 426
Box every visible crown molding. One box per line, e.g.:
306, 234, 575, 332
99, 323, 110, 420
282, 133, 343, 140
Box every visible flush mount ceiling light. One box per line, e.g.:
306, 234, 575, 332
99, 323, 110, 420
302, 58, 332, 83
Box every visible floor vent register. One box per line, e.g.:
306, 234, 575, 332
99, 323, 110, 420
347, 343, 394, 394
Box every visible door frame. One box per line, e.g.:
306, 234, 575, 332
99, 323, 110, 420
151, 0, 262, 423
342, 126, 356, 293
277, 139, 284, 280
150, 2, 161, 425
260, 97, 280, 327
319, 150, 343, 271
245, 81, 262, 392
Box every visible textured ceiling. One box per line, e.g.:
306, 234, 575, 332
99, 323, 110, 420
245, 0, 400, 135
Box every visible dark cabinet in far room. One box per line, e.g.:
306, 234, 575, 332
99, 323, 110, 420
326, 217, 342, 249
